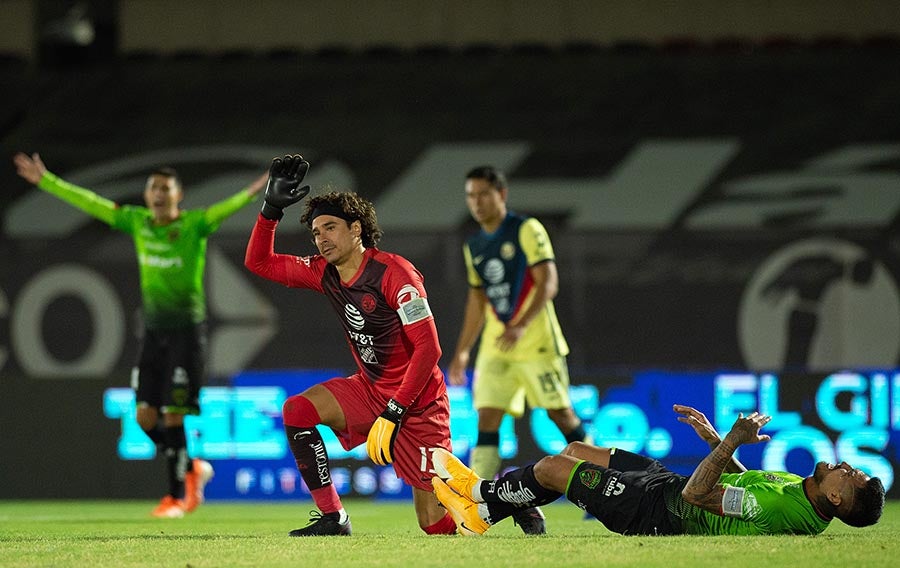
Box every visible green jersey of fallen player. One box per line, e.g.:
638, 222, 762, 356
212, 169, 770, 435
680, 470, 830, 535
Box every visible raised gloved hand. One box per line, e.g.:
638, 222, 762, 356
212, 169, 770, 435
260, 154, 310, 220
366, 398, 406, 465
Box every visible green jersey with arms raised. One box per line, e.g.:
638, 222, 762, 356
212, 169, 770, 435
38, 171, 255, 329
679, 470, 831, 535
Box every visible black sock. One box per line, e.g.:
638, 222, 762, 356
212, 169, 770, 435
143, 425, 165, 446
479, 502, 515, 524
479, 464, 562, 507
285, 425, 332, 491
163, 425, 188, 498
476, 430, 500, 446
564, 423, 587, 444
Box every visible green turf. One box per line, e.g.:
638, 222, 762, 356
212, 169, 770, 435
1, 499, 898, 567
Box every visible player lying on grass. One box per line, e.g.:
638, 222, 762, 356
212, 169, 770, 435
432, 403, 885, 536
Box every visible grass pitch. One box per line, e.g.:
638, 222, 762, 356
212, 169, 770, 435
1, 499, 898, 567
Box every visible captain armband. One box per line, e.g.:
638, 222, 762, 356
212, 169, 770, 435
721, 486, 745, 517
397, 297, 432, 325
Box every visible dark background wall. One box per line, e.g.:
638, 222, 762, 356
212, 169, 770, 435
1, 0, 899, 498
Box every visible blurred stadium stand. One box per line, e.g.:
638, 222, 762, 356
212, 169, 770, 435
2, 0, 900, 66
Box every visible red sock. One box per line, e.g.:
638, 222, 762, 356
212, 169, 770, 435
309, 486, 342, 515
423, 512, 457, 535
283, 395, 342, 514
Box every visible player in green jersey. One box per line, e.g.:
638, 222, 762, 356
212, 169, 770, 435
429, 403, 884, 536
13, 151, 266, 518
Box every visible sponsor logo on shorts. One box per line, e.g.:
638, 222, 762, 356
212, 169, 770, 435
602, 475, 626, 497
172, 367, 189, 385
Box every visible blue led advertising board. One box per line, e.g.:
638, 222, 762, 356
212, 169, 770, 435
103, 369, 900, 499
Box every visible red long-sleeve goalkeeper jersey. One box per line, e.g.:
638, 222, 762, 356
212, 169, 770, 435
245, 215, 446, 412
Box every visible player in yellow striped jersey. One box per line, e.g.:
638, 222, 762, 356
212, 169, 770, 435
447, 165, 587, 534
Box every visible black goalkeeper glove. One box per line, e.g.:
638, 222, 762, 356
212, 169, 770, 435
366, 398, 407, 466
260, 154, 310, 221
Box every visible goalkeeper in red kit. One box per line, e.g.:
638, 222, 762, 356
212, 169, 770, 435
244, 155, 457, 536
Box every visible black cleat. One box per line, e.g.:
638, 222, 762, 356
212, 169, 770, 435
511, 506, 546, 535
288, 511, 352, 537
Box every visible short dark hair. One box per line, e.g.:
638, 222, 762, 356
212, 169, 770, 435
466, 165, 507, 190
150, 166, 182, 188
841, 477, 885, 527
301, 191, 383, 248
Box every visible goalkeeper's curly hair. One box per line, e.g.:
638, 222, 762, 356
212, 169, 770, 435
301, 190, 383, 248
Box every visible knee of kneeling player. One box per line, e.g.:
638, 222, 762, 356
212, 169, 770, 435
282, 394, 321, 427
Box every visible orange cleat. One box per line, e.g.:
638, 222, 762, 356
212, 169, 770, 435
431, 477, 490, 536
431, 448, 483, 501
182, 459, 214, 513
151, 495, 185, 518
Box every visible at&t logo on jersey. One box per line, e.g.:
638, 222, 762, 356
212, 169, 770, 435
484, 259, 505, 283
344, 303, 377, 362
482, 258, 512, 315
344, 303, 365, 330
